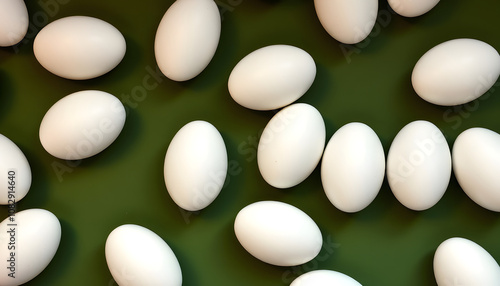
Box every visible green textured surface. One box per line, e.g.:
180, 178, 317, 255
1, 0, 500, 285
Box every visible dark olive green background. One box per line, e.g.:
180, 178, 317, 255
1, 0, 500, 285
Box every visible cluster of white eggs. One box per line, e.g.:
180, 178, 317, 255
1, 0, 500, 285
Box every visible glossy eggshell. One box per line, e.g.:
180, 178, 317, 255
412, 38, 500, 106
386, 120, 451, 211
154, 0, 221, 81
0, 134, 31, 204
228, 45, 316, 111
0, 209, 61, 286
434, 237, 500, 286
105, 224, 182, 286
290, 270, 362, 286
164, 121, 227, 211
234, 201, 322, 267
388, 0, 440, 17
314, 0, 378, 44
321, 122, 385, 213
0, 0, 29, 47
257, 103, 325, 188
39, 90, 126, 160
452, 127, 500, 212
33, 16, 126, 80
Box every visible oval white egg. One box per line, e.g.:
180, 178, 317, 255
39, 90, 126, 160
33, 16, 126, 80
105, 224, 182, 286
164, 120, 227, 211
452, 127, 500, 212
228, 45, 316, 111
0, 134, 31, 204
434, 237, 500, 286
234, 201, 322, 266
388, 0, 440, 17
291, 270, 362, 286
412, 38, 500, 106
321, 122, 385, 213
386, 120, 451, 211
155, 0, 221, 81
0, 209, 61, 286
0, 0, 29, 47
314, 0, 378, 44
258, 103, 325, 189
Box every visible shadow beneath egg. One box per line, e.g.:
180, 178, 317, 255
418, 251, 437, 286
16, 146, 52, 208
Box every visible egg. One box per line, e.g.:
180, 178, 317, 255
434, 237, 500, 285
388, 0, 440, 17
452, 127, 500, 212
412, 38, 500, 106
39, 90, 126, 160
228, 45, 316, 111
314, 0, 378, 44
386, 120, 451, 211
0, 0, 29, 47
105, 224, 182, 286
0, 209, 61, 286
164, 121, 227, 211
234, 201, 322, 266
0, 134, 31, 204
258, 103, 325, 189
155, 0, 221, 81
321, 122, 385, 213
290, 270, 362, 286
33, 16, 126, 80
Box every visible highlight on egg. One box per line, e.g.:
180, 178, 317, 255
386, 120, 451, 211
234, 201, 323, 267
39, 90, 126, 160
412, 38, 500, 106
0, 0, 29, 47
33, 16, 126, 80
290, 270, 362, 286
433, 237, 500, 286
314, 0, 378, 44
105, 224, 182, 286
452, 127, 500, 212
0, 133, 32, 204
164, 120, 228, 211
258, 103, 326, 189
155, 0, 221, 81
321, 122, 385, 213
228, 45, 316, 111
0, 208, 61, 286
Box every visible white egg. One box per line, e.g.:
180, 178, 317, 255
434, 237, 500, 286
314, 0, 378, 44
39, 90, 126, 160
155, 0, 221, 81
164, 121, 227, 211
452, 128, 500, 212
228, 45, 316, 111
105, 224, 182, 286
388, 0, 440, 17
412, 38, 500, 106
0, 209, 61, 286
0, 0, 29, 47
386, 120, 451, 211
33, 16, 126, 80
0, 134, 31, 204
291, 270, 362, 286
258, 103, 325, 189
234, 201, 322, 267
321, 122, 385, 213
